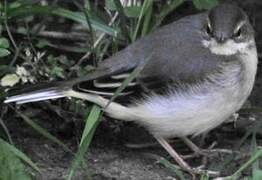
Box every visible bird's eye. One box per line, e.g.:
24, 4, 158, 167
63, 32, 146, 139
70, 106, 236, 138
206, 23, 212, 36
234, 28, 242, 38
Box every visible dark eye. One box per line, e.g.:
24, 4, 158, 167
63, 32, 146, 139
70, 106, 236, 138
234, 28, 242, 38
206, 24, 212, 36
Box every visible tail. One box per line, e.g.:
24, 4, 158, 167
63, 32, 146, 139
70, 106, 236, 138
4, 88, 66, 104
4, 63, 133, 105
4, 85, 136, 121
4, 82, 69, 104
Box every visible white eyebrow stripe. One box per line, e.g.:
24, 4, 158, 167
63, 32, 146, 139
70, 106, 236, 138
207, 17, 212, 31
234, 20, 245, 34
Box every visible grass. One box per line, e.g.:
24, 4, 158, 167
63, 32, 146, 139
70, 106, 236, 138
68, 105, 101, 180
0, 0, 261, 179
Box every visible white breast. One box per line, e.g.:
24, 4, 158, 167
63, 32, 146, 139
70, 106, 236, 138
101, 40, 257, 138
127, 43, 258, 138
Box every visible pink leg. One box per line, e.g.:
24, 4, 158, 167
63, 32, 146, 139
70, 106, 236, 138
154, 136, 192, 172
154, 136, 220, 177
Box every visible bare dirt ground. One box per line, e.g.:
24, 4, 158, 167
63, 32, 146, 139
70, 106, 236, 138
10, 112, 262, 180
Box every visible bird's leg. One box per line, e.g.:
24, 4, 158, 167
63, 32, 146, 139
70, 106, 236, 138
181, 137, 213, 168
181, 137, 207, 157
154, 136, 220, 177
154, 136, 193, 173
181, 137, 236, 159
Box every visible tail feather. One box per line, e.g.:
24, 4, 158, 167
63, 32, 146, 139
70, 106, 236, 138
4, 87, 65, 104
4, 85, 136, 122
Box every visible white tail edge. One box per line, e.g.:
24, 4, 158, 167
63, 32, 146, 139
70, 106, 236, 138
4, 90, 66, 104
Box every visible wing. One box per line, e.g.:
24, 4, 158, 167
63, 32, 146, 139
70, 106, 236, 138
72, 12, 222, 99
5, 12, 223, 104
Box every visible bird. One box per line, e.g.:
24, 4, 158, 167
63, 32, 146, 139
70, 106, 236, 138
4, 3, 258, 175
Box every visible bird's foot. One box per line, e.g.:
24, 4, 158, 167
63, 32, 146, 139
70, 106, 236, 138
182, 145, 238, 160
191, 166, 220, 177
154, 136, 221, 178
178, 165, 220, 179
181, 137, 238, 159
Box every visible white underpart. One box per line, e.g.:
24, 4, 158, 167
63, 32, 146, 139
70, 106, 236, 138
127, 40, 257, 137
202, 39, 252, 55
64, 41, 257, 138
79, 40, 256, 138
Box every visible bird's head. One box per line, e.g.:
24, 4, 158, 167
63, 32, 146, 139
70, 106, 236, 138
202, 4, 255, 55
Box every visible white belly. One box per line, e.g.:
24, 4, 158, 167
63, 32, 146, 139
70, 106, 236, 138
102, 44, 257, 138
129, 48, 257, 138
131, 86, 246, 137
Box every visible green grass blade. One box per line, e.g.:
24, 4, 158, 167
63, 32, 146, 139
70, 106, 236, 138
231, 149, 262, 179
0, 138, 32, 180
2, 5, 118, 37
36, 39, 90, 53
200, 174, 210, 180
192, 0, 219, 10
113, 0, 131, 42
0, 138, 40, 173
153, 0, 184, 29
84, 0, 91, 10
251, 131, 259, 175
80, 105, 101, 146
14, 109, 72, 153
51, 8, 117, 37
83, 8, 95, 48
141, 2, 153, 36
240, 107, 262, 114
132, 0, 152, 41
158, 157, 186, 180
67, 105, 101, 180
251, 131, 262, 180
236, 121, 262, 148
0, 117, 13, 144
253, 170, 262, 180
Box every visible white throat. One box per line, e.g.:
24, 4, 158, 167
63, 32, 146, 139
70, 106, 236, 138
202, 38, 253, 56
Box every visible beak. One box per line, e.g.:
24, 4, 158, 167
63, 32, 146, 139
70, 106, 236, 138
216, 35, 228, 43
215, 32, 228, 43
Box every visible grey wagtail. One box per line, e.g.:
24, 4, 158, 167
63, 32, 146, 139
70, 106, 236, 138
4, 4, 258, 175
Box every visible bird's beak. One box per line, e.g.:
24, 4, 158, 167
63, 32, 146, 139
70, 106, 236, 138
215, 32, 228, 44
217, 36, 226, 43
